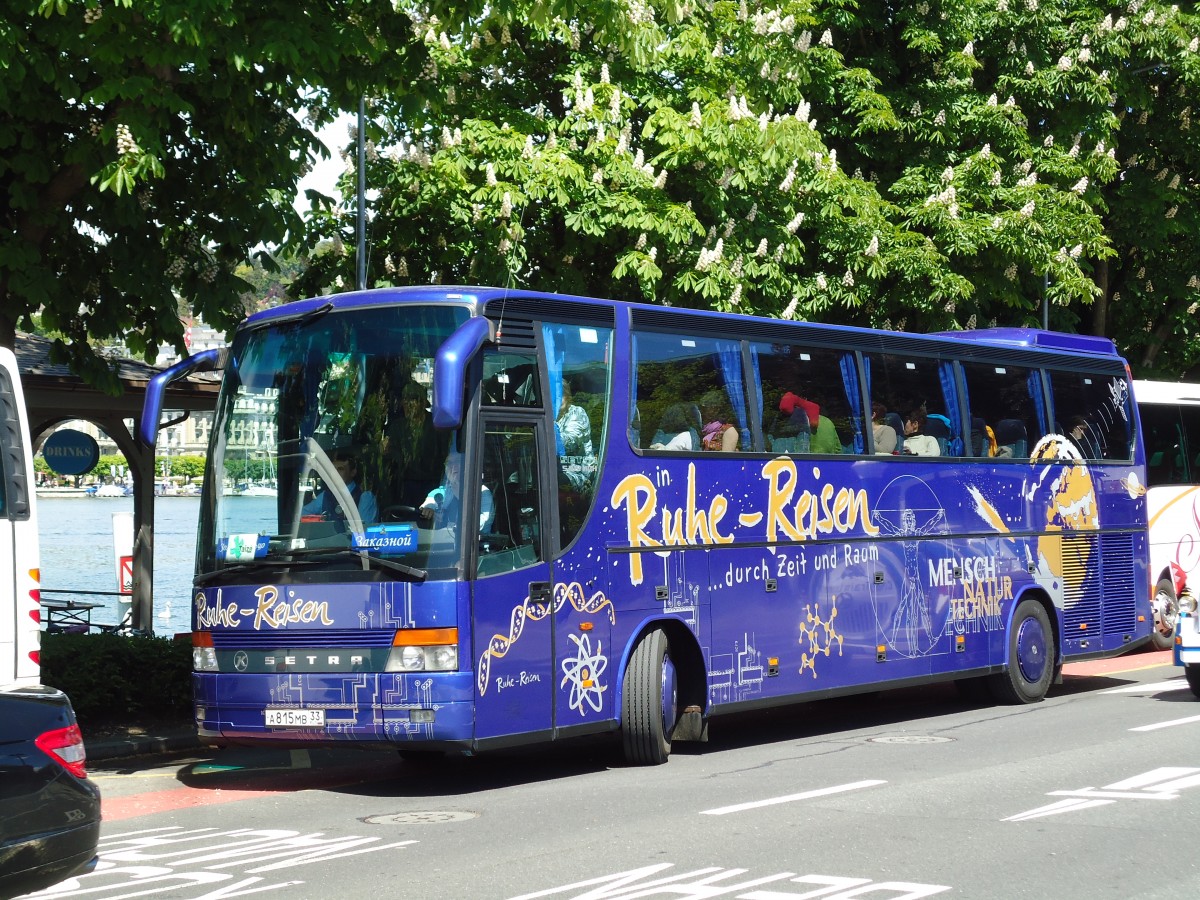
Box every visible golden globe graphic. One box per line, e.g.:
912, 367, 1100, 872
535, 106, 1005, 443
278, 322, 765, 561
1027, 434, 1100, 602
968, 433, 1101, 610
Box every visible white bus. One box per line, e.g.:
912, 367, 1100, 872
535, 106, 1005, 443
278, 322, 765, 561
0, 345, 41, 689
1135, 379, 1200, 651
0, 345, 101, 896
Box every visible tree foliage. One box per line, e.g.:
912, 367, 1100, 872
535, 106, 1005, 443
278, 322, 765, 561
1, 0, 426, 390
297, 1, 1200, 377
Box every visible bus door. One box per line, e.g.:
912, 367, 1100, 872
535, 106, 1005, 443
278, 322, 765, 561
472, 417, 556, 743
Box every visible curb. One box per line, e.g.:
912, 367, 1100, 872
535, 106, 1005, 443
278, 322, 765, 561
86, 729, 201, 762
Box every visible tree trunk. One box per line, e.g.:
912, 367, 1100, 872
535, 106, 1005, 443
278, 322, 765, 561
1090, 258, 1109, 337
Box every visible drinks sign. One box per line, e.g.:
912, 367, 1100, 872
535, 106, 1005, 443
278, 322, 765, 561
42, 428, 100, 476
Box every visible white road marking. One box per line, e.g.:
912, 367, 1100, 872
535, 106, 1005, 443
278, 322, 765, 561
700, 780, 886, 816
1101, 678, 1186, 694
1130, 714, 1200, 732
1005, 767, 1200, 821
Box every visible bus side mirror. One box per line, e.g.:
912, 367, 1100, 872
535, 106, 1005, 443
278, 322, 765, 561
432, 317, 495, 429
138, 348, 227, 448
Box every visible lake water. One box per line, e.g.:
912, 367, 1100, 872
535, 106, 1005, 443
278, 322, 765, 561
37, 495, 206, 636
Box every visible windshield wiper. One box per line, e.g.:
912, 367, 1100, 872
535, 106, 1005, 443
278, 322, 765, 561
194, 557, 328, 587
273, 547, 428, 581
296, 300, 334, 327
196, 547, 428, 586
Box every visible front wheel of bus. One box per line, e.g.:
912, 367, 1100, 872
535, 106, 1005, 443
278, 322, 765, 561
1184, 664, 1200, 698
989, 599, 1054, 704
622, 629, 677, 766
1151, 577, 1179, 652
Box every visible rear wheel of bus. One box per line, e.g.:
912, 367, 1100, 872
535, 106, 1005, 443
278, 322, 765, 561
989, 598, 1054, 704
622, 629, 677, 765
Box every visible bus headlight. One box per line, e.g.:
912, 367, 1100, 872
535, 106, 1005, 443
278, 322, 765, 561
1179, 590, 1198, 615
385, 628, 459, 672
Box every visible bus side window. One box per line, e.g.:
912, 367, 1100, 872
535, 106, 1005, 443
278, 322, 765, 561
864, 353, 961, 456
482, 352, 541, 407
478, 424, 543, 578
752, 342, 865, 455
960, 361, 1042, 459
633, 330, 750, 453
1047, 370, 1133, 462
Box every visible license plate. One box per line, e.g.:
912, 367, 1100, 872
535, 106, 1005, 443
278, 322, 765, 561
265, 708, 325, 728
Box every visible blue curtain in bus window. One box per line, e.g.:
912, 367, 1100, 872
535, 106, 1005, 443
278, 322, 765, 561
630, 334, 641, 447
749, 343, 763, 450
1027, 370, 1047, 438
937, 361, 964, 455
717, 341, 749, 449
838, 354, 865, 453
543, 325, 566, 455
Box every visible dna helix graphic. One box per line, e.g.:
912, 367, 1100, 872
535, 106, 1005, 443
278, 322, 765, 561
477, 581, 616, 695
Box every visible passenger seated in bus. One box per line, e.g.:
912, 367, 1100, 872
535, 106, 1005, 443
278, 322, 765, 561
767, 396, 811, 453
650, 403, 697, 450
923, 414, 952, 455
420, 453, 495, 531
993, 418, 1027, 458
902, 410, 941, 456
1066, 416, 1101, 459
303, 448, 378, 526
779, 391, 841, 454
699, 390, 740, 451
871, 402, 897, 454
970, 416, 998, 457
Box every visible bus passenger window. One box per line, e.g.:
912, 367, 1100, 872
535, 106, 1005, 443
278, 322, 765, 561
633, 331, 749, 452
1047, 370, 1133, 462
960, 361, 1043, 458
752, 342, 865, 455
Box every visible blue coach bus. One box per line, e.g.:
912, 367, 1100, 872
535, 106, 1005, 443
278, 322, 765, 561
141, 287, 1152, 764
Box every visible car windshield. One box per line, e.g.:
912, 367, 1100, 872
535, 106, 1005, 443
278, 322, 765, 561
196, 303, 470, 582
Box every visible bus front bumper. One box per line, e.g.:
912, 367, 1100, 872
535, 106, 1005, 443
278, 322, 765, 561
1175, 612, 1200, 666
193, 672, 475, 747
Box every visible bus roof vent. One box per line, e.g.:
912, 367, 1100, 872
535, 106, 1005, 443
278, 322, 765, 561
940, 328, 1118, 356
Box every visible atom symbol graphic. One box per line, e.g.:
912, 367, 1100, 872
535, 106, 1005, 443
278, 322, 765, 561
560, 633, 608, 714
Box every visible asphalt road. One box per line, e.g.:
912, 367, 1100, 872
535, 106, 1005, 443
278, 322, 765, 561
38, 649, 1200, 900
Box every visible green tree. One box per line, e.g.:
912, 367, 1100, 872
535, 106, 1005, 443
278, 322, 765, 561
297, 1, 1200, 375
1, 0, 426, 390
169, 454, 206, 481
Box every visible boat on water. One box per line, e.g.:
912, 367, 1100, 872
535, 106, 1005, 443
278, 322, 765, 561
90, 484, 130, 498
237, 484, 278, 497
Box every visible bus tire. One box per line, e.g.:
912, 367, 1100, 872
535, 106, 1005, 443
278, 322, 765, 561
1185, 664, 1200, 699
989, 599, 1054, 704
1151, 577, 1179, 652
622, 629, 677, 765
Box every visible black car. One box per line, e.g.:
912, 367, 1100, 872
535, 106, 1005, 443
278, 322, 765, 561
0, 687, 101, 899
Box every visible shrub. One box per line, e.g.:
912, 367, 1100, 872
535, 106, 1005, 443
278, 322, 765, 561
40, 632, 192, 727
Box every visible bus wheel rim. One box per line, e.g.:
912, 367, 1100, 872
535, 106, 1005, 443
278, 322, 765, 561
1016, 615, 1047, 683
660, 655, 677, 737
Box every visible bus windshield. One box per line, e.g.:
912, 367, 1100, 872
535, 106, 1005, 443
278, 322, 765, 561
198, 303, 470, 581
